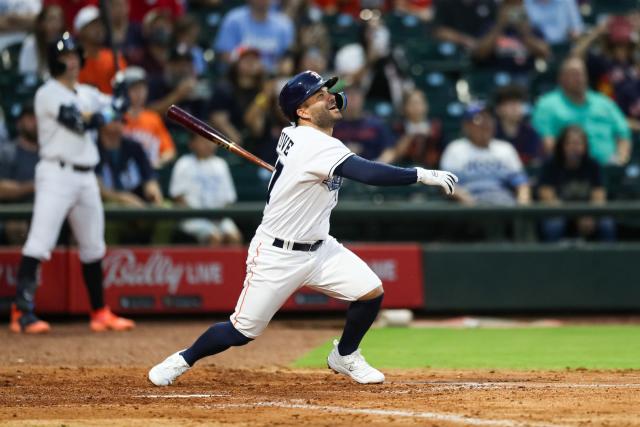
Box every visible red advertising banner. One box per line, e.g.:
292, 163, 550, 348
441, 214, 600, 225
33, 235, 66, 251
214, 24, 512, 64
67, 247, 248, 314
0, 248, 68, 313
1, 244, 424, 315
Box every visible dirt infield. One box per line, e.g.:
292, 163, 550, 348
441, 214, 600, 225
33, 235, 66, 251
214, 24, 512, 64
2, 320, 640, 426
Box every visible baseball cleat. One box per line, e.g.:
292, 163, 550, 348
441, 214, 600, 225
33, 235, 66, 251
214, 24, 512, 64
9, 304, 51, 334
148, 350, 190, 386
89, 306, 135, 332
327, 339, 385, 384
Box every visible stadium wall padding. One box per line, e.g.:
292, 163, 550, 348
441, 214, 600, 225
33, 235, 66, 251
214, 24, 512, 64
422, 243, 640, 312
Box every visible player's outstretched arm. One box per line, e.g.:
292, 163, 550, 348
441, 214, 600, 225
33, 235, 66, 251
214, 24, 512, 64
334, 155, 457, 194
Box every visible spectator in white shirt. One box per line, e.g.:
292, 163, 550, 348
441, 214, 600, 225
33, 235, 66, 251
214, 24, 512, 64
169, 133, 242, 245
440, 102, 531, 206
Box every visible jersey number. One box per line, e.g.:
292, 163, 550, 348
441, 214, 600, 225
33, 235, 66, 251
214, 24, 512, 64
266, 160, 283, 204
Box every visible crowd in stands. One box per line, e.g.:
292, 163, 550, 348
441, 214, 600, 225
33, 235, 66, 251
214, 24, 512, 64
0, 0, 639, 244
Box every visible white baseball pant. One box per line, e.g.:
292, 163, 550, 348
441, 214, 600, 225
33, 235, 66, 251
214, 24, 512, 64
22, 159, 106, 263
230, 228, 382, 338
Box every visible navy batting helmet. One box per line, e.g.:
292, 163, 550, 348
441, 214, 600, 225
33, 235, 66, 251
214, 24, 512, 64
48, 32, 84, 77
278, 70, 347, 123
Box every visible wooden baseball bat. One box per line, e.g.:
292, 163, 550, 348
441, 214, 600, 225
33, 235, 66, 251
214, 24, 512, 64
166, 105, 275, 172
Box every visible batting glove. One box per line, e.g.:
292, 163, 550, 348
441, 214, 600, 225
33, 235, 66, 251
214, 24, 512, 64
416, 168, 458, 195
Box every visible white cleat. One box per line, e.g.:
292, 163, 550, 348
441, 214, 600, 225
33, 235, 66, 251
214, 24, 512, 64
148, 350, 190, 386
327, 339, 385, 384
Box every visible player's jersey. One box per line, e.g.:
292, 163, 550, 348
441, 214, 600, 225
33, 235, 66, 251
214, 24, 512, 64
35, 79, 110, 167
259, 125, 354, 242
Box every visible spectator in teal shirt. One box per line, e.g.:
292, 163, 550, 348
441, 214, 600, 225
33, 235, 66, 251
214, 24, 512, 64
532, 57, 631, 165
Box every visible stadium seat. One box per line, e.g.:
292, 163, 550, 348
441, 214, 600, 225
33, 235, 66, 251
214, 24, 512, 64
463, 69, 519, 100
322, 13, 362, 51
384, 12, 430, 46
415, 71, 459, 117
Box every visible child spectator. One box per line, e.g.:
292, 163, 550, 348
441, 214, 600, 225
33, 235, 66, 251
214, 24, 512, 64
118, 66, 176, 169
169, 133, 242, 246
538, 125, 615, 242
493, 84, 543, 167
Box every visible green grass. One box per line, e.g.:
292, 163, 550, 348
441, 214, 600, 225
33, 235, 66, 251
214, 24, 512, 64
294, 326, 640, 370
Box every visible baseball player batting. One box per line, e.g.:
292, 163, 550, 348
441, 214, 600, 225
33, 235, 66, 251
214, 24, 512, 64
9, 33, 134, 334
149, 71, 457, 385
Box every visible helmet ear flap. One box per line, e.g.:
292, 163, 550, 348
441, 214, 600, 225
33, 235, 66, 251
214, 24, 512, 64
334, 92, 347, 111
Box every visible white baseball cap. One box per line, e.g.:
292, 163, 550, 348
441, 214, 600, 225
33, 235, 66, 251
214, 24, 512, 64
74, 5, 101, 33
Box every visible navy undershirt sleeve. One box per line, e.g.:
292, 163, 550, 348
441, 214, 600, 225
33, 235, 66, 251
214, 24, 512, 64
334, 155, 418, 186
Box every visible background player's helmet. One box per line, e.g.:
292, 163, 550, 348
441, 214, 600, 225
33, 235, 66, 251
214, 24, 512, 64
278, 70, 347, 123
48, 32, 85, 77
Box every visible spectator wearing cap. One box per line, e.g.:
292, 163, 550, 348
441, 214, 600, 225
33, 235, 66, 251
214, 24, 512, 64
440, 102, 531, 205
118, 66, 176, 169
109, 0, 145, 66
130, 8, 174, 80
147, 44, 210, 132
523, 0, 584, 45
96, 119, 163, 208
0, 103, 38, 244
572, 15, 638, 97
332, 85, 398, 163
75, 5, 127, 94
493, 84, 543, 167
532, 57, 631, 165
96, 118, 164, 244
210, 46, 277, 162
18, 4, 65, 78
214, 0, 294, 73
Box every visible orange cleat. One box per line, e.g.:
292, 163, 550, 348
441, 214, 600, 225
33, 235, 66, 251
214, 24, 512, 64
90, 306, 135, 332
9, 304, 51, 334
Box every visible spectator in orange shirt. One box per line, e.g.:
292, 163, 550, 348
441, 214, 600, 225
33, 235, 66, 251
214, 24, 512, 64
75, 5, 127, 94
117, 66, 176, 169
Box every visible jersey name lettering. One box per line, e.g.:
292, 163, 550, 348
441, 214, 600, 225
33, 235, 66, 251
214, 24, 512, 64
277, 133, 295, 156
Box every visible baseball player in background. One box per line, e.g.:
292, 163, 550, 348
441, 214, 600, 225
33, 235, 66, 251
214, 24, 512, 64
149, 71, 457, 385
9, 33, 135, 334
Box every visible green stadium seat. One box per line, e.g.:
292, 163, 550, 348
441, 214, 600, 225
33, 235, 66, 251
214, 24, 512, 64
384, 12, 430, 45
463, 69, 518, 100
415, 71, 458, 116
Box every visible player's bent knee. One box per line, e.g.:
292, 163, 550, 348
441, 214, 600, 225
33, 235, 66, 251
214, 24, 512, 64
359, 286, 384, 301
78, 245, 106, 264
217, 321, 252, 347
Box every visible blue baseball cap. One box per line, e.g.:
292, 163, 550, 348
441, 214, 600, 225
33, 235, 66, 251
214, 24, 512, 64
463, 101, 490, 121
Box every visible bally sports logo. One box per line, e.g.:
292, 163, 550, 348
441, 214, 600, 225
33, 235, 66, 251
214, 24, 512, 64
102, 250, 224, 294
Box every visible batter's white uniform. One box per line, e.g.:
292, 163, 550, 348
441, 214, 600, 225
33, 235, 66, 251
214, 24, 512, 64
22, 79, 110, 263
230, 125, 381, 338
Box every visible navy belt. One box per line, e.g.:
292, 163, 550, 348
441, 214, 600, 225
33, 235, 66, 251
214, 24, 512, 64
59, 160, 93, 173
273, 238, 323, 252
